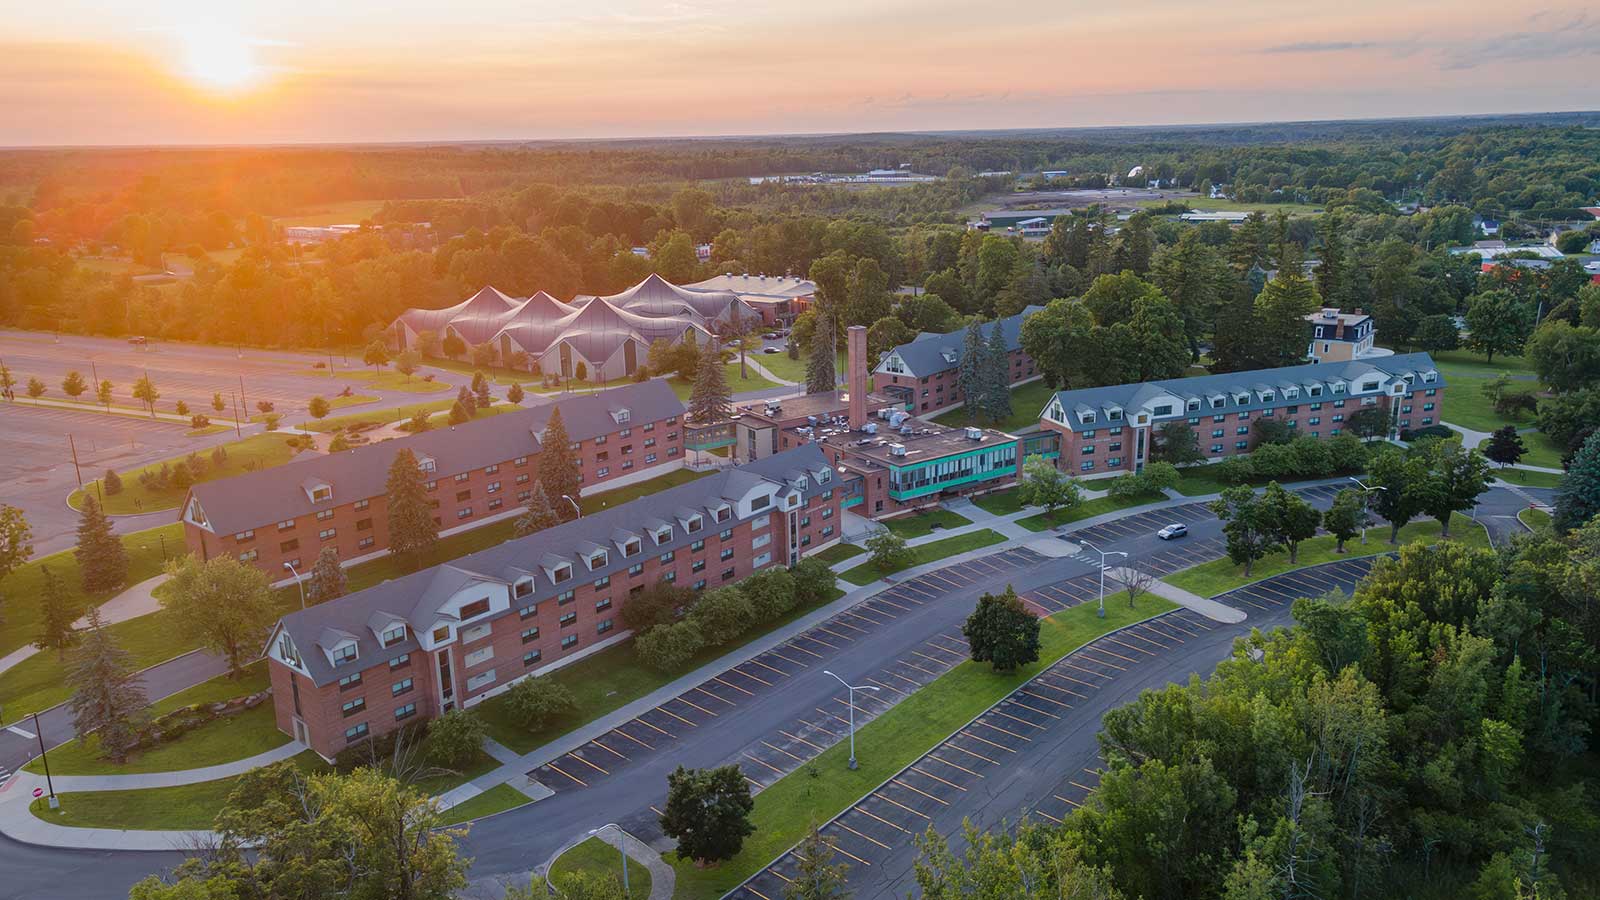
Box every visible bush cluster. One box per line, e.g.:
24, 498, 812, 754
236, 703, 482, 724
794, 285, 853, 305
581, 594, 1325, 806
1215, 433, 1368, 486
634, 559, 837, 673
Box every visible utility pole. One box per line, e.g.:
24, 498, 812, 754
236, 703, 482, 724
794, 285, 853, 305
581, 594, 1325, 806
67, 434, 83, 487
238, 375, 247, 417
231, 392, 243, 437
32, 712, 57, 809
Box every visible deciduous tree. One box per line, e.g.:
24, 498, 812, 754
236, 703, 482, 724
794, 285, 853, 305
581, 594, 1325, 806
962, 586, 1040, 673
1465, 290, 1533, 364
308, 395, 330, 419
364, 338, 392, 369
1259, 481, 1321, 562
1210, 486, 1275, 575
161, 555, 277, 677
660, 765, 756, 865
1016, 454, 1081, 520
503, 676, 578, 732
1324, 488, 1368, 552
132, 374, 159, 415
865, 529, 913, 573
785, 824, 852, 900
61, 369, 87, 397
1483, 425, 1527, 468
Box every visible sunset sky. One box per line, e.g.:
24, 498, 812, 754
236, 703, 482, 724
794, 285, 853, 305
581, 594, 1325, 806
4, 0, 1597, 146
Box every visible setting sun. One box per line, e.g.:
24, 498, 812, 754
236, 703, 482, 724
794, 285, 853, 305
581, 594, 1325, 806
175, 25, 262, 92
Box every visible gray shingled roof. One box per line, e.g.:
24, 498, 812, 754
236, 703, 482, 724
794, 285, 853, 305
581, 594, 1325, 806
1040, 353, 1445, 433
876, 306, 1046, 378
185, 380, 683, 536
271, 445, 834, 686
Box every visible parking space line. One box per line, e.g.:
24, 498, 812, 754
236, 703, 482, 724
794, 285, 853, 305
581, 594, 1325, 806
744, 753, 786, 776
911, 766, 968, 792
635, 716, 676, 738
880, 670, 922, 689
872, 596, 915, 613
989, 708, 1046, 729
1007, 696, 1063, 718
745, 657, 790, 678
655, 706, 697, 727
744, 774, 765, 789
546, 762, 588, 787
899, 659, 941, 677
920, 642, 965, 659
692, 686, 736, 707
746, 886, 777, 900
569, 753, 610, 776
1055, 793, 1081, 807
1069, 779, 1096, 792
865, 677, 907, 696
828, 619, 869, 635
761, 740, 807, 763
797, 716, 838, 736
890, 777, 950, 805
956, 731, 1018, 754
827, 840, 873, 866
713, 674, 756, 696
779, 729, 826, 752
926, 753, 983, 778
814, 707, 853, 728
855, 806, 912, 833
1032, 807, 1063, 823
873, 793, 932, 820
791, 635, 834, 654
843, 608, 889, 626
590, 739, 628, 760
1050, 666, 1105, 687
613, 726, 654, 749
910, 649, 951, 667
942, 742, 999, 765
1031, 679, 1088, 701
973, 719, 1031, 741
676, 696, 719, 717
834, 820, 891, 851
768, 648, 812, 667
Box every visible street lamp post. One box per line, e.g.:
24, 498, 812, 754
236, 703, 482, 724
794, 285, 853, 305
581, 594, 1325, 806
32, 712, 57, 809
1348, 477, 1387, 546
822, 670, 879, 770
589, 824, 631, 897
1077, 539, 1127, 619
561, 495, 581, 519
283, 561, 307, 609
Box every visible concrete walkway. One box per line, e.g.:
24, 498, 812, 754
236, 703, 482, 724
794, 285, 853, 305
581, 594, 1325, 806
18, 740, 302, 793
0, 574, 171, 677
593, 826, 674, 900
1444, 422, 1563, 473
1105, 565, 1247, 624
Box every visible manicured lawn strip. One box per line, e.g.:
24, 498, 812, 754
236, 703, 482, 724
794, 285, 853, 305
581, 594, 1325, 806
1164, 514, 1488, 598
1425, 349, 1537, 378
666, 363, 777, 401
1016, 491, 1164, 532
24, 662, 282, 775
753, 351, 844, 385
420, 402, 516, 428
812, 543, 864, 565
27, 751, 325, 831
1437, 374, 1533, 433
70, 433, 308, 514
667, 593, 1177, 900
1521, 432, 1564, 469
580, 469, 713, 515
839, 530, 1007, 585
413, 749, 501, 796
302, 397, 459, 433
1520, 508, 1553, 531
0, 522, 184, 659
436, 783, 533, 827
881, 508, 971, 538
475, 586, 845, 755
1498, 467, 1563, 488
553, 836, 652, 900
931, 378, 1056, 433
340, 370, 452, 393
187, 423, 232, 436
972, 488, 1027, 516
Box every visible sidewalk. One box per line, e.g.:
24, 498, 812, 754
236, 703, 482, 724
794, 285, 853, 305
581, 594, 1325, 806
1444, 422, 1562, 473
0, 574, 171, 677
1106, 565, 1246, 624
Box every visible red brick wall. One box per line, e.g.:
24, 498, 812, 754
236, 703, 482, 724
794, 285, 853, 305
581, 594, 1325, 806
873, 348, 1037, 415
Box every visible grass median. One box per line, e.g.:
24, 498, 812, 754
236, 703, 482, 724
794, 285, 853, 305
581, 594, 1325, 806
1164, 513, 1489, 598
839, 529, 1007, 586
1015, 491, 1164, 532
552, 836, 652, 900
881, 508, 971, 538
69, 434, 307, 514
666, 591, 1178, 900
437, 783, 533, 827
812, 543, 863, 565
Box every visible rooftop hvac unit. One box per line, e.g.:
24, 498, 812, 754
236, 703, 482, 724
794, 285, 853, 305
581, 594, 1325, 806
889, 443, 907, 457
900, 425, 913, 435
863, 423, 878, 435
877, 408, 892, 420
888, 410, 909, 428
965, 427, 984, 441
808, 415, 818, 425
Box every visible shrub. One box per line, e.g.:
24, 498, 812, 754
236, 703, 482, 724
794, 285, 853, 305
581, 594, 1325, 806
503, 676, 578, 732
190, 414, 210, 429
635, 620, 706, 673
211, 445, 228, 467
689, 587, 755, 645
622, 580, 692, 633
1141, 461, 1180, 492
1287, 435, 1332, 477
1400, 424, 1455, 442
1494, 391, 1539, 418
741, 567, 798, 621
1215, 455, 1256, 485
425, 709, 487, 768
866, 529, 913, 572
169, 460, 194, 489
791, 557, 837, 605
1106, 474, 1150, 499
1327, 434, 1367, 473
263, 413, 282, 431
103, 468, 123, 495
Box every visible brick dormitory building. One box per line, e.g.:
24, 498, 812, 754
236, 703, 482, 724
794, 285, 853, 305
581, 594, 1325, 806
871, 306, 1045, 417
263, 445, 843, 760
1038, 353, 1447, 478
180, 380, 687, 581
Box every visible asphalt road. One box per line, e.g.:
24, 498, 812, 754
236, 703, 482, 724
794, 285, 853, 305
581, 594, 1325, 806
0, 483, 1549, 899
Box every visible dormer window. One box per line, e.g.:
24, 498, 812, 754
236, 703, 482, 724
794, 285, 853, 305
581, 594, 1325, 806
432, 626, 450, 642
750, 494, 771, 511
1360, 380, 1380, 392
1080, 410, 1097, 424
1285, 387, 1299, 399
418, 456, 436, 473
333, 643, 358, 665
381, 625, 407, 647
623, 538, 641, 556
1331, 382, 1346, 394
551, 564, 572, 584
654, 526, 673, 545
1210, 397, 1225, 409
816, 469, 831, 484
613, 408, 631, 424
459, 598, 491, 620
1106, 409, 1122, 422
587, 550, 609, 570
685, 515, 703, 533
1259, 392, 1274, 403
311, 486, 332, 503
1152, 404, 1173, 416
1186, 399, 1200, 411
1308, 385, 1323, 397
514, 579, 534, 598
278, 633, 300, 667
1422, 371, 1437, 383
713, 505, 731, 523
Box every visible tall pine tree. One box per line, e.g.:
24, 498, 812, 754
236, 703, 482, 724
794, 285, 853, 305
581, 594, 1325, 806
67, 607, 149, 762
958, 318, 988, 421
34, 564, 78, 661
983, 316, 1013, 423
74, 494, 127, 594
306, 546, 347, 605
1556, 431, 1600, 532
538, 406, 582, 522
1254, 271, 1320, 368
514, 482, 560, 536
805, 309, 837, 395
385, 448, 438, 567
689, 340, 732, 424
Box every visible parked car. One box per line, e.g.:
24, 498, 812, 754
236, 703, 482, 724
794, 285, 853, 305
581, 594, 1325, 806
762, 332, 779, 340
127, 335, 148, 345
762, 346, 781, 354
1156, 523, 1188, 540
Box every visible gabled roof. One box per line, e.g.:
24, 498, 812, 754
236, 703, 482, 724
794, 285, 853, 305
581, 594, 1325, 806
492, 291, 579, 354
601, 273, 753, 323
877, 306, 1046, 377
273, 445, 834, 686
183, 380, 684, 535
395, 286, 522, 344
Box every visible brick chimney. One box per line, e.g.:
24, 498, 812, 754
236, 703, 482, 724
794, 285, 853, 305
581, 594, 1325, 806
847, 325, 868, 430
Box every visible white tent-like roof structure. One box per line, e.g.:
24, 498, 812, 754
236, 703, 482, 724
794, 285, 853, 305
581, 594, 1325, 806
395, 286, 521, 344
588, 274, 754, 326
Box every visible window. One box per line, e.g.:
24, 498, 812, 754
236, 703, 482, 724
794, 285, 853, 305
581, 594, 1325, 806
518, 600, 537, 618
339, 672, 362, 691
354, 499, 370, 511
316, 509, 335, 522
560, 611, 577, 628
234, 529, 255, 542
561, 634, 579, 650
457, 507, 472, 520
1108, 457, 1122, 467
319, 528, 336, 541
456, 489, 471, 502
597, 619, 614, 635
514, 455, 529, 467
722, 567, 737, 581
277, 519, 295, 531
595, 598, 612, 612
487, 481, 501, 494
1211, 444, 1224, 453
720, 528, 733, 541
238, 549, 258, 562
392, 678, 413, 697
394, 703, 417, 721
1081, 445, 1096, 455
464, 646, 493, 667
1237, 426, 1250, 435
1309, 417, 1321, 426
459, 598, 491, 620
381, 625, 406, 647
691, 559, 706, 573
358, 537, 374, 550
557, 589, 575, 605
1236, 441, 1249, 450
1212, 429, 1224, 438
280, 538, 300, 552
720, 547, 735, 561
454, 472, 469, 483
1080, 461, 1094, 471
517, 490, 531, 503
597, 467, 609, 478
660, 550, 676, 564
629, 563, 644, 577
345, 723, 368, 742
389, 653, 411, 670
645, 452, 657, 463
333, 643, 358, 665
523, 649, 542, 667
521, 626, 540, 643
342, 697, 365, 717
356, 518, 373, 531
552, 564, 572, 584
516, 473, 530, 485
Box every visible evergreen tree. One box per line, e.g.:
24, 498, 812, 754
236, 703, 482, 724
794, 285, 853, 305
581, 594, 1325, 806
1483, 425, 1527, 468
804, 309, 837, 394
514, 482, 560, 537
306, 546, 347, 605
103, 468, 123, 495
385, 448, 438, 566
1152, 230, 1229, 360
66, 607, 149, 762
74, 494, 127, 594
958, 318, 988, 421
1555, 431, 1600, 532
472, 370, 492, 407
34, 564, 78, 660
983, 316, 1012, 423
538, 407, 582, 521
506, 382, 525, 404
660, 765, 756, 864
689, 340, 732, 424
1254, 272, 1319, 368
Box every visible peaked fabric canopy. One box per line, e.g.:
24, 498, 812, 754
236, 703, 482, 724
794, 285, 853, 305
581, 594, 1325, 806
599, 274, 753, 325
395, 285, 522, 344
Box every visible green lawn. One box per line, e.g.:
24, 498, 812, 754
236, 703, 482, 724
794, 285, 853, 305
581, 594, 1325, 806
754, 351, 844, 385
972, 488, 1028, 516
1016, 491, 1165, 532
25, 663, 285, 775
1498, 467, 1563, 488
476, 584, 845, 754
1164, 514, 1489, 598
553, 836, 652, 900
302, 397, 459, 433
336, 370, 453, 394
1520, 508, 1553, 531
1171, 458, 1371, 498
840, 529, 1007, 585
1438, 374, 1533, 433
421, 403, 517, 429
273, 199, 389, 227
251, 393, 381, 424
666, 363, 778, 400
187, 423, 232, 437
436, 783, 532, 827
581, 469, 713, 515
813, 543, 864, 565
932, 379, 1055, 433
881, 508, 972, 538
667, 592, 1177, 899
70, 433, 308, 515
0, 522, 184, 659
1521, 432, 1564, 469
1140, 197, 1325, 216
28, 751, 325, 831
1426, 349, 1537, 378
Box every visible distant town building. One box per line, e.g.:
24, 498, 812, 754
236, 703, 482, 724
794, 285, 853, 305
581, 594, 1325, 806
1179, 211, 1253, 224
1450, 242, 1564, 260
1306, 308, 1378, 363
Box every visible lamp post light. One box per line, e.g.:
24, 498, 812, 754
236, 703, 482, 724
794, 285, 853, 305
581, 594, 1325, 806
33, 712, 57, 809
822, 670, 879, 770
1077, 539, 1127, 619
588, 824, 631, 898
283, 561, 306, 609
561, 495, 581, 519
1348, 476, 1387, 546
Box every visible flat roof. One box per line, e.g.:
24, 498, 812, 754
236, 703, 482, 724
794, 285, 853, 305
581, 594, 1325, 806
815, 420, 1016, 467
733, 391, 897, 427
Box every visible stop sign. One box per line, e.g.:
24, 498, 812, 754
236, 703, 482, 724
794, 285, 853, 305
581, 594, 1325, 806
32, 788, 43, 799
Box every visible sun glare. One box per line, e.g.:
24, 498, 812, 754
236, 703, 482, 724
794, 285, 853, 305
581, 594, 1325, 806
176, 26, 262, 93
